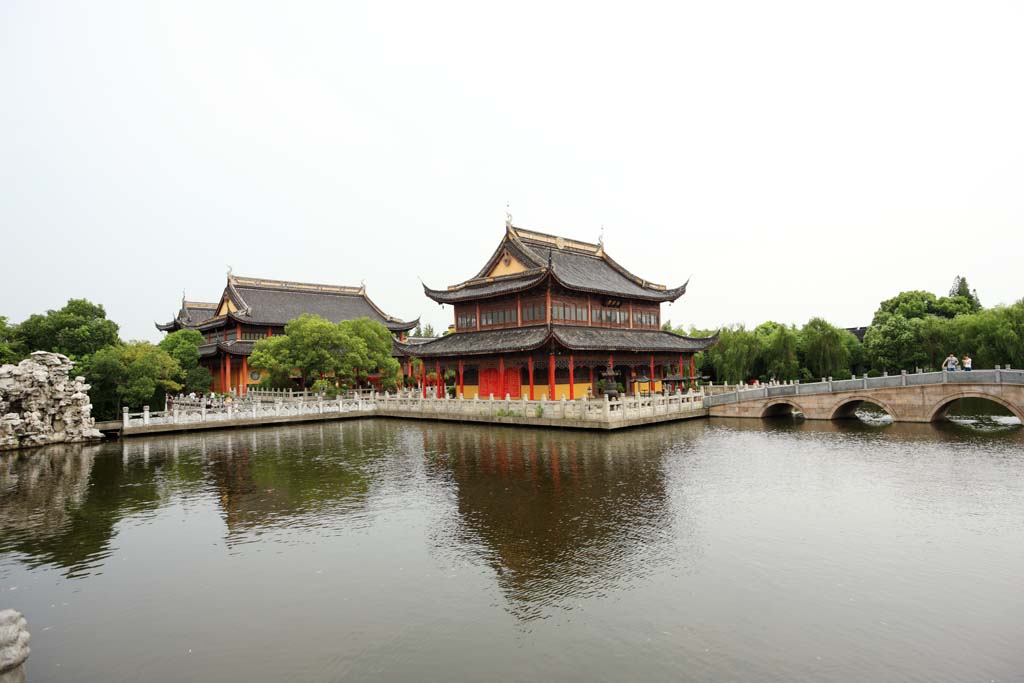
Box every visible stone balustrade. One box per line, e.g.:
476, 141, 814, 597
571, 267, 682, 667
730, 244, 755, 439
704, 367, 1023, 407
120, 388, 706, 434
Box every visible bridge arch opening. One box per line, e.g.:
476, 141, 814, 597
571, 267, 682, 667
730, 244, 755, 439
760, 401, 805, 419
830, 397, 895, 424
930, 394, 1023, 426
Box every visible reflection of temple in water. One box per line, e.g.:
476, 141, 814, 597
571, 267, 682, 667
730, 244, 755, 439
198, 421, 395, 537
420, 425, 701, 620
0, 421, 406, 575
0, 442, 161, 577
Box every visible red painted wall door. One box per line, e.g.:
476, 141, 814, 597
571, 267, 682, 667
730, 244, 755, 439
479, 368, 501, 398
479, 367, 522, 398
504, 368, 521, 399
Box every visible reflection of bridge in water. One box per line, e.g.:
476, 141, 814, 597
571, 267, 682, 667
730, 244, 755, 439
705, 369, 1024, 423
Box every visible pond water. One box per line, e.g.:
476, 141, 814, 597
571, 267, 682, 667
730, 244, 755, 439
2, 417, 1023, 682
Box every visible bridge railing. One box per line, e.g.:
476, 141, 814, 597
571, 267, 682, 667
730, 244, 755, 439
704, 367, 1023, 406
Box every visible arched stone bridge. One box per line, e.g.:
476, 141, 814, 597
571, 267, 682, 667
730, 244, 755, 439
705, 368, 1024, 423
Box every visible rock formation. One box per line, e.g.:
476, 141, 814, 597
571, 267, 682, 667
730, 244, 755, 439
0, 609, 29, 683
0, 352, 103, 451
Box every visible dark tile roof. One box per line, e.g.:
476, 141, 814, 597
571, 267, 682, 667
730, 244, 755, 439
424, 226, 687, 304
225, 276, 417, 332
552, 326, 717, 353
423, 270, 546, 303
395, 326, 551, 358
395, 324, 718, 358
218, 340, 256, 356
198, 343, 220, 358
157, 301, 220, 332
183, 302, 218, 323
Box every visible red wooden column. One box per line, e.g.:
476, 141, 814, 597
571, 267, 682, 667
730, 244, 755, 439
589, 366, 594, 388
498, 357, 505, 398
568, 355, 575, 399
267, 327, 273, 337
236, 323, 242, 340
528, 357, 535, 399
548, 353, 555, 399
421, 362, 427, 398
679, 354, 684, 378
458, 360, 464, 397
241, 356, 248, 395
435, 361, 442, 398
220, 353, 226, 393
225, 355, 233, 394
689, 355, 696, 386
650, 355, 655, 392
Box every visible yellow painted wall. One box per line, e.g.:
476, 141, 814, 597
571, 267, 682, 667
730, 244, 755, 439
487, 251, 529, 277
216, 298, 237, 316
533, 382, 593, 401
458, 384, 480, 399
456, 382, 594, 401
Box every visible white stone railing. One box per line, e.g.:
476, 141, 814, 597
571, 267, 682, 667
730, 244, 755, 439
376, 389, 706, 423
123, 394, 374, 429
123, 389, 706, 429
704, 366, 1024, 407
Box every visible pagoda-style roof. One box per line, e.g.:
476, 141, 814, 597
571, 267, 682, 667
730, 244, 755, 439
159, 275, 418, 333
156, 300, 220, 332
394, 324, 717, 358
424, 225, 688, 304
197, 340, 257, 358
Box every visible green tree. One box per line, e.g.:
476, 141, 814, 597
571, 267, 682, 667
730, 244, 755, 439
14, 299, 119, 360
875, 290, 938, 322
84, 342, 182, 419
952, 301, 1024, 369
706, 325, 762, 383
249, 315, 401, 390
863, 312, 926, 372
799, 318, 851, 379
158, 329, 212, 394
756, 322, 800, 381
949, 275, 982, 312
247, 335, 298, 388
0, 317, 22, 364
421, 323, 436, 338
339, 318, 402, 390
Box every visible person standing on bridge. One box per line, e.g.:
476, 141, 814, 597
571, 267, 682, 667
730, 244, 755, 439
962, 354, 972, 371
942, 353, 959, 371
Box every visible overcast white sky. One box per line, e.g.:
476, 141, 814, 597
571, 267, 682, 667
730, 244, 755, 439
2, 1, 1021, 341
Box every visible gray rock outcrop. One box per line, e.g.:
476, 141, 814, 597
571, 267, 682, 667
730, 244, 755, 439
0, 352, 102, 451
0, 609, 29, 683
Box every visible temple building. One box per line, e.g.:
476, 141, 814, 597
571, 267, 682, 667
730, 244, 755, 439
400, 222, 717, 399
157, 274, 417, 394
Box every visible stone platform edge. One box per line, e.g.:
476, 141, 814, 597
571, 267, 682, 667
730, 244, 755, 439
119, 406, 709, 437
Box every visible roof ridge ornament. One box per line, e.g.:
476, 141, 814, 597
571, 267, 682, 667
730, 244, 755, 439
226, 265, 233, 278
505, 202, 513, 231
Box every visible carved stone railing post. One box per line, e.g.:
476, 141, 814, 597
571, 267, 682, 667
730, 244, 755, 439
143, 406, 150, 425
